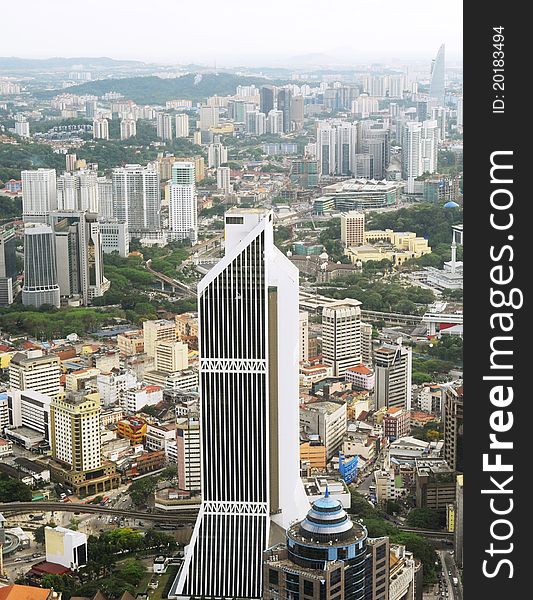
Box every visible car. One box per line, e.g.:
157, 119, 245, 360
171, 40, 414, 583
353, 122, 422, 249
448, 571, 452, 576
32, 553, 41, 558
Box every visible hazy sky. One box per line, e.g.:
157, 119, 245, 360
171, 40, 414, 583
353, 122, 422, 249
2, 0, 462, 66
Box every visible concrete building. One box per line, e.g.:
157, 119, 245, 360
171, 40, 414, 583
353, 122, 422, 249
173, 209, 309, 597
345, 364, 375, 391
443, 384, 463, 472
145, 422, 176, 452
454, 474, 463, 567
341, 211, 365, 247
117, 330, 144, 356
22, 223, 61, 309
383, 407, 410, 441
21, 169, 57, 222
374, 342, 412, 411
92, 118, 109, 140
50, 392, 102, 473
143, 319, 177, 357
322, 299, 362, 376
45, 526, 87, 571
154, 341, 188, 373
365, 537, 390, 600
175, 114, 189, 138
299, 311, 309, 363
263, 492, 368, 600
120, 118, 137, 140
97, 176, 114, 220
96, 370, 137, 407
168, 162, 197, 244
5, 389, 52, 449
99, 220, 129, 257
175, 417, 201, 493
207, 141, 228, 168
0, 227, 17, 306
415, 459, 456, 511
216, 166, 231, 194
121, 384, 163, 414
9, 352, 61, 397
112, 165, 160, 237
156, 113, 173, 140
57, 170, 99, 213
300, 401, 347, 460
49, 211, 109, 305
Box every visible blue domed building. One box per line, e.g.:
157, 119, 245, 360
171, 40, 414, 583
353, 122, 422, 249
443, 200, 460, 208
263, 490, 370, 599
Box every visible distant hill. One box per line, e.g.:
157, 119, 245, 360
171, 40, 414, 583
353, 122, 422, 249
0, 56, 144, 71
62, 73, 285, 104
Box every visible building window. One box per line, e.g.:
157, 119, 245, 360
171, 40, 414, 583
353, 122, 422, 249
226, 216, 243, 224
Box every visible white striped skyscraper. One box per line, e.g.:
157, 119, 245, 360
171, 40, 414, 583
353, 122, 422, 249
22, 223, 60, 308
173, 208, 309, 598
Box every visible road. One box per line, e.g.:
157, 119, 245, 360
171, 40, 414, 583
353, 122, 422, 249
0, 501, 199, 522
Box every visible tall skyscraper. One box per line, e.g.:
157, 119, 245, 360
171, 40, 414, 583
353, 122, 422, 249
316, 121, 358, 176
175, 114, 189, 138
443, 384, 463, 472
429, 44, 446, 106
290, 95, 304, 130
267, 109, 284, 134
9, 352, 61, 397
322, 299, 363, 376
22, 223, 61, 308
49, 211, 109, 305
277, 88, 293, 133
374, 341, 412, 411
21, 169, 57, 222
0, 228, 17, 306
173, 208, 309, 598
168, 162, 197, 244
259, 85, 275, 115
112, 165, 161, 236
360, 123, 390, 179
299, 311, 309, 363
198, 106, 219, 131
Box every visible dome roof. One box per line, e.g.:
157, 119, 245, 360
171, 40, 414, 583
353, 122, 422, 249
299, 487, 355, 537
444, 201, 460, 208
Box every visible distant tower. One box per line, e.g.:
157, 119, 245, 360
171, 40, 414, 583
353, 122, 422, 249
429, 44, 446, 106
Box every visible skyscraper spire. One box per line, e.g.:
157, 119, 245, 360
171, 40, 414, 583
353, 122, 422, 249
429, 44, 446, 106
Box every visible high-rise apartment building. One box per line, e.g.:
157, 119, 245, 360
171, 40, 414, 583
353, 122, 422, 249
97, 177, 114, 219
316, 121, 358, 176
175, 114, 189, 138
0, 228, 17, 306
92, 118, 109, 140
168, 162, 197, 244
443, 384, 463, 472
207, 141, 228, 168
402, 121, 439, 194
22, 223, 61, 308
322, 299, 362, 376
143, 319, 177, 357
112, 165, 160, 236
291, 95, 304, 130
267, 109, 284, 134
156, 113, 173, 140
21, 169, 57, 222
173, 208, 309, 597
9, 352, 61, 397
374, 342, 412, 411
216, 166, 231, 194
49, 211, 109, 305
57, 171, 99, 213
341, 212, 365, 247
120, 118, 137, 140
198, 106, 219, 131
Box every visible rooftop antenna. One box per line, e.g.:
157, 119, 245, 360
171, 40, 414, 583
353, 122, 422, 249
325, 484, 330, 498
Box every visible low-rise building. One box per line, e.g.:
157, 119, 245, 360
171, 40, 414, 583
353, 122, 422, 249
117, 330, 144, 356
345, 363, 375, 390
145, 423, 176, 452
383, 407, 410, 441
300, 400, 347, 461
415, 458, 456, 511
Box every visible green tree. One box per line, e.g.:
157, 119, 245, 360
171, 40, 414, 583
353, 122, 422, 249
406, 507, 441, 530
0, 475, 33, 501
